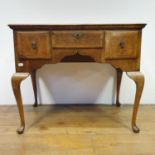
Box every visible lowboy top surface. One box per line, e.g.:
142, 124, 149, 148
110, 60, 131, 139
9, 24, 146, 30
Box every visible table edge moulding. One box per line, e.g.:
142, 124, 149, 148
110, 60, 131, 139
9, 23, 146, 134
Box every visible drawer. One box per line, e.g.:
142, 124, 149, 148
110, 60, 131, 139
16, 31, 51, 59
52, 31, 104, 48
105, 31, 140, 59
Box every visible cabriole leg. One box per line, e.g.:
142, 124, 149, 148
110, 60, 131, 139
30, 70, 38, 107
126, 72, 144, 133
11, 73, 29, 134
116, 69, 123, 107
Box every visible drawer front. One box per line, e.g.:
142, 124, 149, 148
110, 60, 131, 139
52, 31, 104, 48
16, 31, 51, 59
105, 31, 140, 59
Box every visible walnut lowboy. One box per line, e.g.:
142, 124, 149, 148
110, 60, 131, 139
9, 24, 146, 134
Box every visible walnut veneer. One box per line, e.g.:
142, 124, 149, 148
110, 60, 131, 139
9, 24, 146, 134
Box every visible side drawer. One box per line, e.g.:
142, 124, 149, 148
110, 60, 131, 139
16, 31, 51, 59
105, 31, 140, 59
52, 31, 104, 48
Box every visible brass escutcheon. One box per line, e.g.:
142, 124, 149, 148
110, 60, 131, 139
73, 32, 83, 40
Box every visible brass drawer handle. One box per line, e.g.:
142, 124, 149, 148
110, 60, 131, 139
73, 32, 83, 40
119, 41, 125, 49
31, 41, 37, 50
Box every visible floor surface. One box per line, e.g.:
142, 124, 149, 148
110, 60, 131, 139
0, 104, 155, 155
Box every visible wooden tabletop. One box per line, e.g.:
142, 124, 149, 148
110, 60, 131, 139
8, 23, 146, 30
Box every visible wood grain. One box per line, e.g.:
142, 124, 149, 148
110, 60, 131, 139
9, 24, 146, 30
11, 24, 145, 72
52, 31, 104, 48
105, 31, 139, 59
9, 24, 146, 134
0, 105, 155, 155
116, 69, 123, 107
30, 69, 38, 107
126, 72, 145, 133
11, 73, 30, 134
16, 31, 51, 59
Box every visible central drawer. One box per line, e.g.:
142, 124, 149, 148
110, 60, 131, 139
52, 31, 104, 48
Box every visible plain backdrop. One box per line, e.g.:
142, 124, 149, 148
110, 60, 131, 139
0, 0, 154, 105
